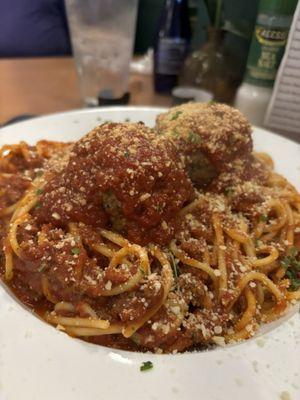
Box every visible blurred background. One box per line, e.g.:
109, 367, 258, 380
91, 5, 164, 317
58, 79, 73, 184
0, 0, 299, 139
0, 0, 258, 64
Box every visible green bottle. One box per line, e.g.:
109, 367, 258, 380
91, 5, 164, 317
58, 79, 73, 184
244, 0, 298, 87
235, 0, 297, 126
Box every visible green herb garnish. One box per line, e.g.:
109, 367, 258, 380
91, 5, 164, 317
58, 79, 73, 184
124, 150, 130, 158
171, 128, 181, 139
36, 170, 44, 177
259, 214, 268, 222
225, 187, 234, 196
188, 131, 201, 144
169, 252, 180, 280
36, 188, 43, 195
38, 262, 47, 273
290, 247, 298, 258
281, 247, 300, 291
35, 201, 42, 209
140, 361, 153, 372
125, 118, 131, 122
155, 204, 164, 213
170, 111, 182, 121
71, 247, 81, 255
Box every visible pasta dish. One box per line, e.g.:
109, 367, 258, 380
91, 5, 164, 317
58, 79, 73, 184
0, 103, 299, 353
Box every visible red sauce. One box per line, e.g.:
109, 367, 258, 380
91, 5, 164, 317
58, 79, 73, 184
0, 128, 196, 353
0, 119, 293, 354
36, 123, 195, 245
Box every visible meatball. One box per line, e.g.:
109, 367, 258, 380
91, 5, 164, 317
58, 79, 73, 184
209, 155, 271, 220
37, 122, 194, 245
156, 102, 253, 187
209, 155, 270, 195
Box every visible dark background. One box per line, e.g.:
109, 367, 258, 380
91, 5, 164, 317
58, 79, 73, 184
0, 0, 260, 75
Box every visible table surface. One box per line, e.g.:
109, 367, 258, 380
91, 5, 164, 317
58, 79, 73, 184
0, 57, 172, 124
0, 56, 299, 143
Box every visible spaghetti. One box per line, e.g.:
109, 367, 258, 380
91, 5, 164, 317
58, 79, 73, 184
0, 104, 299, 353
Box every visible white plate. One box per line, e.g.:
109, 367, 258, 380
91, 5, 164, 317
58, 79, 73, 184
0, 107, 300, 400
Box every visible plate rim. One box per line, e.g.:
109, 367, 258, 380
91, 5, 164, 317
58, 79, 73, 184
0, 105, 299, 358
1, 105, 299, 149
0, 105, 299, 400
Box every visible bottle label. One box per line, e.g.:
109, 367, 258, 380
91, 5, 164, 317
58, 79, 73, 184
245, 24, 290, 87
156, 38, 187, 75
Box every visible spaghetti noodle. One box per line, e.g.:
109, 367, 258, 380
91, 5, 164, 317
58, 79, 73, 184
0, 103, 299, 353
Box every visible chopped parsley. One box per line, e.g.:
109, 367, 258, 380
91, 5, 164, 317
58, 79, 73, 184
170, 111, 182, 121
35, 201, 42, 209
169, 252, 180, 280
38, 262, 47, 273
71, 247, 81, 255
225, 187, 234, 196
124, 150, 130, 158
254, 238, 260, 248
281, 247, 300, 291
36, 188, 43, 195
187, 131, 201, 144
140, 361, 153, 372
259, 214, 268, 222
171, 129, 181, 139
155, 204, 164, 213
125, 117, 131, 122
36, 170, 44, 177
286, 270, 300, 291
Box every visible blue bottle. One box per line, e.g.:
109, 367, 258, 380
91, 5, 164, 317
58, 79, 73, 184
154, 0, 191, 94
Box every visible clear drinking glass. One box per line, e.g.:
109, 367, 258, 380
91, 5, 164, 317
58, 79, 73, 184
65, 0, 138, 106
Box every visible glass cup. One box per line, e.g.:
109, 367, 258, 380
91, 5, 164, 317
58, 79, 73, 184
65, 0, 138, 106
